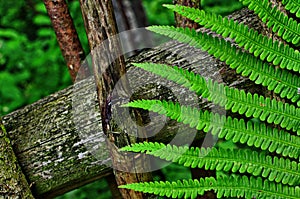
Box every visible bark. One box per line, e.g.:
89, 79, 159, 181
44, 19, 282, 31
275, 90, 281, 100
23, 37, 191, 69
112, 0, 152, 55
1, 8, 271, 198
43, 0, 90, 81
0, 121, 34, 199
78, 1, 151, 198
113, 0, 148, 31
173, 0, 201, 29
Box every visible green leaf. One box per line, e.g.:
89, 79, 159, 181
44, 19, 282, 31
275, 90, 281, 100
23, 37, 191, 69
163, 4, 300, 73
132, 63, 300, 134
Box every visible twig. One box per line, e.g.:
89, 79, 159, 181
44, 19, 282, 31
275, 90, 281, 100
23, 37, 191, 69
43, 0, 90, 81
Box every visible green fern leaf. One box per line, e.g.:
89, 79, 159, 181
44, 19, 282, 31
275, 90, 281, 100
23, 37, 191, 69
122, 142, 300, 185
120, 178, 209, 198
241, 0, 300, 45
282, 0, 300, 18
121, 3, 300, 198
121, 142, 166, 153
122, 100, 300, 158
119, 175, 300, 198
163, 4, 300, 73
147, 26, 300, 106
132, 63, 300, 134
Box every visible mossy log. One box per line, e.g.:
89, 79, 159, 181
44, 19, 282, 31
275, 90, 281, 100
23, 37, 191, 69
1, 8, 271, 198
0, 122, 34, 199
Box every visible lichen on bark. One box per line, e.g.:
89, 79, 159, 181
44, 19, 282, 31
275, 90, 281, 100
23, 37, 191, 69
0, 121, 34, 199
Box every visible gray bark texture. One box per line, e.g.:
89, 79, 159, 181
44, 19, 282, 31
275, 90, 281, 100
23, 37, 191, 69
113, 0, 151, 54
78, 1, 152, 198
1, 8, 273, 198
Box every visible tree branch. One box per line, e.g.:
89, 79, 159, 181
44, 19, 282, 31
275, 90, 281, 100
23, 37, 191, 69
44, 0, 90, 81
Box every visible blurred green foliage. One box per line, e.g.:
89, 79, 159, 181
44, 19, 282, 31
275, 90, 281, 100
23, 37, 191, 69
142, 0, 175, 25
202, 0, 243, 15
142, 0, 243, 27
1, 0, 243, 198
55, 179, 112, 199
0, 0, 73, 116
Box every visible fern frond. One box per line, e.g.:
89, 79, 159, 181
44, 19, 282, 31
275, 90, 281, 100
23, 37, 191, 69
122, 100, 300, 158
122, 142, 300, 185
120, 178, 211, 198
240, 0, 300, 45
163, 4, 300, 73
132, 63, 300, 134
119, 175, 300, 199
121, 142, 166, 153
147, 26, 300, 106
282, 0, 300, 18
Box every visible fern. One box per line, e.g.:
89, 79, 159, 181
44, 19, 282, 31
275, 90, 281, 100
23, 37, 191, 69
240, 0, 300, 45
164, 4, 300, 73
120, 174, 300, 199
122, 99, 300, 158
147, 26, 300, 106
122, 142, 300, 185
120, 0, 300, 198
282, 0, 300, 18
133, 63, 300, 134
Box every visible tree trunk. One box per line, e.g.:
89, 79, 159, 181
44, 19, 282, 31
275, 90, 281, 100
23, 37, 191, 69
112, 0, 152, 56
112, 0, 148, 31
1, 8, 273, 198
173, 0, 201, 29
78, 0, 151, 198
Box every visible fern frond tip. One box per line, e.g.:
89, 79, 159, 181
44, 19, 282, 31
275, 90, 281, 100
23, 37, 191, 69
131, 62, 143, 67
118, 184, 130, 189
120, 103, 130, 108
162, 4, 175, 9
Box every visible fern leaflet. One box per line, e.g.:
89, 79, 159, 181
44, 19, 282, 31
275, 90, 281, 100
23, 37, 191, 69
132, 63, 300, 133
163, 4, 300, 73
147, 25, 300, 106
123, 99, 300, 158
282, 0, 300, 18
240, 0, 300, 45
122, 142, 300, 185
119, 174, 300, 199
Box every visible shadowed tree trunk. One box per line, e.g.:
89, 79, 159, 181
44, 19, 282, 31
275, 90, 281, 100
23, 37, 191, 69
113, 0, 148, 31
